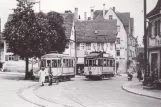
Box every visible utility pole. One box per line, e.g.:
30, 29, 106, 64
143, 0, 147, 83
74, 26, 77, 75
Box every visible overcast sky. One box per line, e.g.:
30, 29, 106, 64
0, 0, 159, 45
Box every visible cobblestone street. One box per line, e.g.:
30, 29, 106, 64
35, 76, 161, 107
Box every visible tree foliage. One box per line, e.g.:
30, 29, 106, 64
3, 0, 66, 58
3, 0, 67, 79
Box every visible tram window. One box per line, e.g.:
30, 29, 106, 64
66, 59, 69, 67
96, 60, 98, 66
112, 60, 115, 67
110, 60, 113, 67
71, 59, 73, 67
93, 60, 96, 66
41, 59, 46, 67
69, 59, 71, 67
89, 60, 93, 66
98, 59, 103, 66
104, 59, 107, 66
85, 59, 88, 66
52, 60, 57, 67
63, 59, 66, 67
47, 60, 51, 67
107, 60, 110, 67
58, 60, 61, 67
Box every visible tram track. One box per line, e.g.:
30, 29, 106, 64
60, 81, 116, 107
17, 77, 116, 107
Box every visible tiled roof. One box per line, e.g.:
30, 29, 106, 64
93, 10, 132, 34
61, 13, 74, 39
6, 13, 74, 40
130, 18, 134, 28
147, 0, 161, 18
116, 12, 130, 26
75, 20, 117, 43
93, 10, 108, 19
94, 14, 104, 21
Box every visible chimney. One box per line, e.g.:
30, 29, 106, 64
74, 7, 78, 20
113, 7, 115, 12
84, 12, 87, 20
103, 4, 106, 16
90, 9, 94, 20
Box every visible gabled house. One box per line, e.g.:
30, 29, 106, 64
91, 4, 136, 73
75, 17, 117, 74
147, 0, 161, 80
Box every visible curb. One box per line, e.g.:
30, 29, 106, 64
18, 83, 65, 107
17, 83, 45, 107
122, 82, 161, 100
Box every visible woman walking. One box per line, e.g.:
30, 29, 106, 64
38, 67, 46, 86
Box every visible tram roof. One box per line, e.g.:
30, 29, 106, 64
41, 53, 73, 58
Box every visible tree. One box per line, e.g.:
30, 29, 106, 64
3, 0, 67, 79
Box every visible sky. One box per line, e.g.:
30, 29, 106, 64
0, 0, 159, 45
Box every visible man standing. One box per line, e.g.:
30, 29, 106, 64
48, 65, 53, 86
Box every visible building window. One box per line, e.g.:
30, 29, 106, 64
116, 50, 120, 56
116, 38, 120, 44
80, 43, 85, 50
117, 25, 120, 32
109, 15, 113, 20
86, 43, 91, 50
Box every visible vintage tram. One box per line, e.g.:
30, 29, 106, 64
84, 52, 115, 79
35, 53, 75, 81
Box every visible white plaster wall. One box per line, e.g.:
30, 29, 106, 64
104, 8, 128, 73
63, 22, 75, 57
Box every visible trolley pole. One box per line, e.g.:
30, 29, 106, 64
143, 0, 147, 83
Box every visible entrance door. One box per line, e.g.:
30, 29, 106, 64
151, 53, 158, 75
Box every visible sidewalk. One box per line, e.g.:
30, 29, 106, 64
122, 78, 161, 100
0, 72, 65, 107
0, 72, 38, 107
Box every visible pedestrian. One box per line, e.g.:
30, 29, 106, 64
137, 66, 143, 81
48, 65, 53, 86
38, 67, 46, 86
